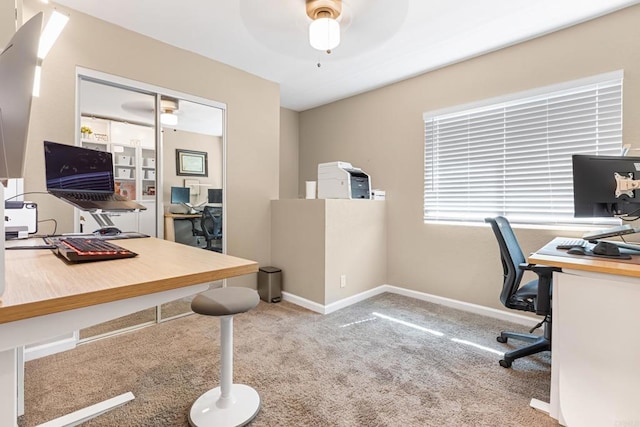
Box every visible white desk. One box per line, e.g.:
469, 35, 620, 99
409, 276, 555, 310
529, 238, 640, 427
0, 237, 257, 426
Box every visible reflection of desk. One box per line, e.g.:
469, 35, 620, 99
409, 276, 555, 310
528, 237, 640, 426
0, 237, 257, 426
164, 213, 201, 242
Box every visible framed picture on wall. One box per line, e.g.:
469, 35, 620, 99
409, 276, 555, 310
176, 149, 208, 177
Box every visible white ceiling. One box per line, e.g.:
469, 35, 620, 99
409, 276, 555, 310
54, 0, 640, 112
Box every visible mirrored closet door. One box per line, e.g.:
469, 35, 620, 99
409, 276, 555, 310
76, 70, 226, 341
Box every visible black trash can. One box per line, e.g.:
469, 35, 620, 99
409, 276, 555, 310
258, 266, 282, 303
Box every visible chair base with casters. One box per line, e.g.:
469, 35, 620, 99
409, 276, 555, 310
497, 315, 551, 368
188, 287, 260, 427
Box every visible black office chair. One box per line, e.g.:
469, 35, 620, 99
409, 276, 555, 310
192, 206, 223, 252
485, 216, 560, 368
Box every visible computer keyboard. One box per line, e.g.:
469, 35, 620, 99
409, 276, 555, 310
65, 192, 129, 202
556, 239, 589, 250
52, 237, 138, 263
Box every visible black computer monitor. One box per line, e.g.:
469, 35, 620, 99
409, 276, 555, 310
170, 186, 190, 204
573, 154, 640, 217
208, 188, 222, 204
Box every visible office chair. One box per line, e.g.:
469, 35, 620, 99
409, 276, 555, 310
485, 216, 560, 368
192, 206, 223, 252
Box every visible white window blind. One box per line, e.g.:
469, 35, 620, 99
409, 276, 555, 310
424, 72, 623, 226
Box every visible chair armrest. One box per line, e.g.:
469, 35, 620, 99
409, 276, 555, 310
519, 263, 561, 316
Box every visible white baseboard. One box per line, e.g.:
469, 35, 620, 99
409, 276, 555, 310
282, 285, 538, 328
282, 287, 387, 315
280, 292, 326, 314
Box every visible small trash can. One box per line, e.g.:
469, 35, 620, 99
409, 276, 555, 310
258, 266, 282, 303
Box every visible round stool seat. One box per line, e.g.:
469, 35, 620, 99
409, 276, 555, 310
191, 287, 259, 317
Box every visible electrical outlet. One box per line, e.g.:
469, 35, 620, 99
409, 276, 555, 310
340, 274, 347, 288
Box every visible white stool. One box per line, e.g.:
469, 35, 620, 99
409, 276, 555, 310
188, 287, 260, 427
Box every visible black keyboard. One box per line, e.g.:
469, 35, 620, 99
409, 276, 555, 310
53, 237, 138, 263
65, 192, 128, 202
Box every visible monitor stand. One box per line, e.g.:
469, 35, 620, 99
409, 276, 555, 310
183, 201, 206, 214
182, 203, 198, 214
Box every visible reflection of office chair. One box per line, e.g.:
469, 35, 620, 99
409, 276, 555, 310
485, 216, 559, 368
193, 206, 222, 252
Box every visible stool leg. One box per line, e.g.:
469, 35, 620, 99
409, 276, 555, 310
218, 315, 234, 408
189, 315, 261, 427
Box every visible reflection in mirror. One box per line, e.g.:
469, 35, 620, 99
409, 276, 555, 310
77, 73, 226, 335
160, 99, 225, 319
78, 78, 159, 340
78, 79, 157, 236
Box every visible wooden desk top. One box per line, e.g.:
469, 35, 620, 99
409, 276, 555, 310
0, 237, 258, 325
529, 237, 640, 278
164, 213, 201, 219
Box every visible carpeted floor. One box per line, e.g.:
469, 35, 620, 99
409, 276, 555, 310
19, 293, 558, 426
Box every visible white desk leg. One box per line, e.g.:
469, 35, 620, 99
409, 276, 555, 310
529, 270, 562, 423
18, 346, 24, 416
530, 398, 550, 414
0, 348, 18, 427
36, 392, 134, 427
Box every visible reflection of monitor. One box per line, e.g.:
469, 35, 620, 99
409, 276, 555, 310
171, 186, 190, 204
208, 188, 222, 204
171, 186, 198, 213
573, 154, 640, 218
0, 12, 42, 179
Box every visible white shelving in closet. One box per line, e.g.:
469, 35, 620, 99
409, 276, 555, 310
77, 117, 157, 236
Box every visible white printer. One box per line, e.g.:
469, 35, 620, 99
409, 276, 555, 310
317, 161, 371, 199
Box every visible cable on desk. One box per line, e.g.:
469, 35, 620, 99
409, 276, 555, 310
3, 191, 49, 202
35, 218, 58, 236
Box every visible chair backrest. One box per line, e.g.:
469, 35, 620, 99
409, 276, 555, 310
201, 206, 222, 241
485, 216, 526, 308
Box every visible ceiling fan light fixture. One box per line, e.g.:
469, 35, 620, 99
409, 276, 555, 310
309, 17, 340, 51
306, 0, 342, 52
160, 112, 178, 126
160, 98, 179, 126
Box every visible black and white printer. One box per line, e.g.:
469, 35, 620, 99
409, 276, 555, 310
317, 161, 371, 199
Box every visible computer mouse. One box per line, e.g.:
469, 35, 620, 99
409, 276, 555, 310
567, 246, 587, 255
96, 226, 122, 236
593, 241, 621, 256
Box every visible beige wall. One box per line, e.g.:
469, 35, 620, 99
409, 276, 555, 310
279, 107, 300, 199
19, 1, 279, 285
271, 199, 386, 306
297, 5, 640, 310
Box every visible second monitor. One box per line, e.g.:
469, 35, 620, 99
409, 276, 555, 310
207, 188, 222, 204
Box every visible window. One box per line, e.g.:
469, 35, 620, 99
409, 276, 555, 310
423, 71, 623, 226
